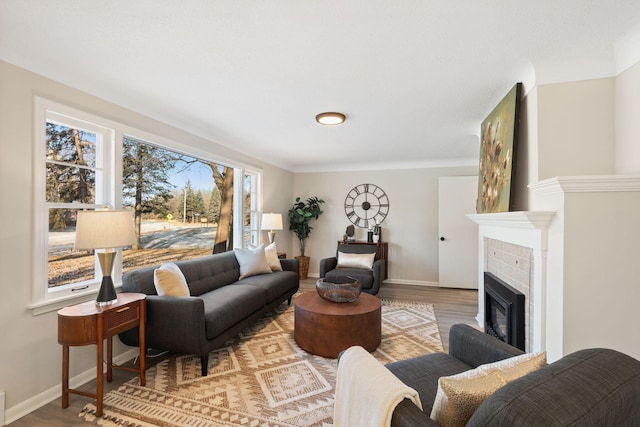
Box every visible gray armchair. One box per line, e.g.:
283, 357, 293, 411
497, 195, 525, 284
319, 243, 385, 295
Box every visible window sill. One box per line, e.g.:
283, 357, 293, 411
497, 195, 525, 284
28, 284, 123, 315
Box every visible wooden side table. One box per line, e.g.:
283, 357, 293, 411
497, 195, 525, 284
57, 293, 146, 417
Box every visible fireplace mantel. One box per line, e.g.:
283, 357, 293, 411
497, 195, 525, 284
466, 211, 555, 229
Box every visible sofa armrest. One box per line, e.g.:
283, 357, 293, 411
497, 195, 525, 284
448, 323, 524, 368
469, 348, 640, 425
391, 399, 439, 427
279, 258, 299, 274
319, 257, 337, 278
119, 295, 208, 354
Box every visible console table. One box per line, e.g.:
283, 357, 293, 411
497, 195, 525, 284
339, 240, 389, 280
57, 293, 146, 417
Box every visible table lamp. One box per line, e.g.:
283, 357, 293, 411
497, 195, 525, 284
74, 209, 136, 305
261, 213, 283, 244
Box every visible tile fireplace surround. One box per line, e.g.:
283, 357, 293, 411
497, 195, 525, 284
467, 212, 555, 354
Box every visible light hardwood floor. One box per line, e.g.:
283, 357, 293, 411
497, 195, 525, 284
8, 280, 478, 426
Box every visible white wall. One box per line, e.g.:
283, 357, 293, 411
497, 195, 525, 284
615, 61, 640, 174
292, 166, 477, 284
0, 61, 293, 423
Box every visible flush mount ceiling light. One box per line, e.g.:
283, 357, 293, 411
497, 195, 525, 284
315, 112, 346, 125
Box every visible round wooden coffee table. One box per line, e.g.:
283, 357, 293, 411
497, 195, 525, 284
294, 291, 382, 358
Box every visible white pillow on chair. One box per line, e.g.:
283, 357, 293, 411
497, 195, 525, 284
336, 251, 376, 269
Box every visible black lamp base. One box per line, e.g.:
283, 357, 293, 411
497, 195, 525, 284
96, 275, 117, 306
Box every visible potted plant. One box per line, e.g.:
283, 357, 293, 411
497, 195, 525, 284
288, 196, 325, 279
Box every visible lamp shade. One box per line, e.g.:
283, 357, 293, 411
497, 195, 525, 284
261, 213, 283, 231
74, 210, 136, 250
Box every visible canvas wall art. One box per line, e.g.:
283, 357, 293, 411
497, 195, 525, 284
476, 82, 522, 213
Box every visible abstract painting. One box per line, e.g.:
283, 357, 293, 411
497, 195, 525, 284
476, 82, 522, 213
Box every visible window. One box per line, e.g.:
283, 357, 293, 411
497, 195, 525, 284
31, 98, 262, 313
32, 98, 118, 311
120, 137, 241, 268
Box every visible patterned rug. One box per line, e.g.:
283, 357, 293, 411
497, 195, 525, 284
80, 295, 443, 426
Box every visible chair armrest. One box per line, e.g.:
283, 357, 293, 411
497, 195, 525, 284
279, 258, 299, 274
370, 259, 385, 293
319, 257, 337, 278
448, 323, 524, 368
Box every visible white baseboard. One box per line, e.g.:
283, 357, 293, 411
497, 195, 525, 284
384, 279, 440, 287
5, 348, 138, 425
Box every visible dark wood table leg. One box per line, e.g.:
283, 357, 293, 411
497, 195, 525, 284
61, 345, 69, 409
139, 300, 146, 386
106, 336, 113, 382
96, 316, 104, 417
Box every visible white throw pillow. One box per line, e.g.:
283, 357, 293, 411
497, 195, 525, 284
234, 244, 273, 279
264, 242, 283, 271
336, 251, 376, 269
153, 262, 190, 297
430, 352, 547, 427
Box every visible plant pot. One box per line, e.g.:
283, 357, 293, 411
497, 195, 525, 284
295, 255, 310, 280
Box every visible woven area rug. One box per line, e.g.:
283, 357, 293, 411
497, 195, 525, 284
80, 295, 443, 426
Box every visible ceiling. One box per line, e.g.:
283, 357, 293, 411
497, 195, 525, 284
2, 1, 640, 172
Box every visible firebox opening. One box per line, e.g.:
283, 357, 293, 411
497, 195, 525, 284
484, 272, 525, 351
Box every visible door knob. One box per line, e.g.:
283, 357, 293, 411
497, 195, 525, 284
440, 237, 445, 241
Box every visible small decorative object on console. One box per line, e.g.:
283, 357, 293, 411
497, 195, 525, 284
316, 277, 362, 302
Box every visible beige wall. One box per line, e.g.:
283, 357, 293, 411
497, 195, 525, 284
615, 61, 640, 174
536, 78, 616, 180
0, 61, 293, 421
292, 166, 477, 284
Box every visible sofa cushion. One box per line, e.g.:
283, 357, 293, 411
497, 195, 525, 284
325, 267, 374, 290
264, 242, 283, 271
234, 244, 273, 279
153, 262, 190, 297
200, 284, 267, 340
240, 270, 298, 303
178, 252, 240, 296
430, 351, 546, 427
337, 251, 375, 269
386, 352, 473, 415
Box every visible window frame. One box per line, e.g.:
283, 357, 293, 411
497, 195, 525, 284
31, 97, 120, 314
242, 170, 262, 248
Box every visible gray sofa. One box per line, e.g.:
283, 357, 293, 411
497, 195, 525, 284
383, 324, 640, 426
119, 251, 299, 376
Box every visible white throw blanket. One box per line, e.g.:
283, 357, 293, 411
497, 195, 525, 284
334, 346, 423, 427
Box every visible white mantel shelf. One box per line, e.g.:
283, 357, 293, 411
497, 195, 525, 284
466, 211, 556, 229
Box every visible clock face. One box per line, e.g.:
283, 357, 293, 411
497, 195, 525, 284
344, 183, 389, 228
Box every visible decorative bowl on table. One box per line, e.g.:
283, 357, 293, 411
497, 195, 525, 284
316, 277, 362, 303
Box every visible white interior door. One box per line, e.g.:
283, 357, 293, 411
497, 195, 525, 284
438, 176, 479, 289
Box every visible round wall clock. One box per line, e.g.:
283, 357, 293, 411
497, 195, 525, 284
344, 183, 389, 228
